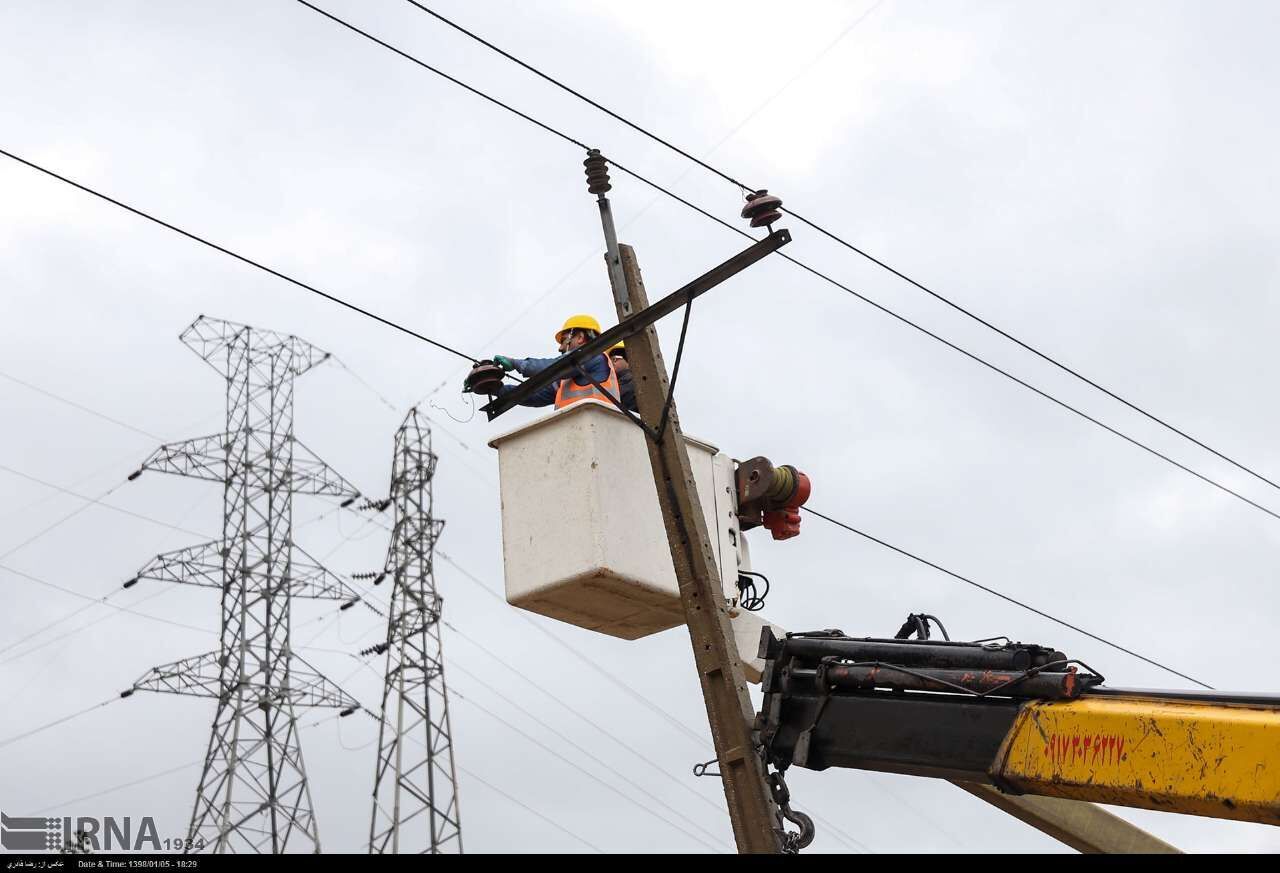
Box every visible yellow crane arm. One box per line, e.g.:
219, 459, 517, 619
994, 692, 1280, 825
757, 630, 1280, 826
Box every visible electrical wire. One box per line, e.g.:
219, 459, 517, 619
447, 662, 730, 851
0, 464, 213, 546
434, 547, 879, 853
409, 0, 884, 409
0, 146, 478, 365
0, 570, 215, 667
8, 49, 1273, 528
348, 675, 617, 854
291, 0, 1280, 525
443, 620, 870, 854
0, 368, 165, 441
437, 550, 706, 746
450, 685, 727, 853
0, 697, 118, 751
397, 0, 1280, 498
30, 760, 200, 815
457, 762, 605, 854
0, 494, 358, 664
800, 505, 1213, 689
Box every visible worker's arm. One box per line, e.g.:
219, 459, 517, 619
505, 355, 559, 377
618, 368, 637, 412
496, 378, 558, 407
565, 352, 611, 387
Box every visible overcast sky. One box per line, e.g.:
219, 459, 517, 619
2, 0, 1279, 855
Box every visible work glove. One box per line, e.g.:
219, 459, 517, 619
493, 355, 516, 372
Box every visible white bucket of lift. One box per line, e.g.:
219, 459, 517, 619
488, 400, 742, 641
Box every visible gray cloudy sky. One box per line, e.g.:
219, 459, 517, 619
2, 0, 1279, 855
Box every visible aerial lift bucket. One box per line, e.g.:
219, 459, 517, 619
487, 400, 778, 679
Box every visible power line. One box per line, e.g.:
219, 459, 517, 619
398, 0, 1280, 498
800, 505, 1214, 690
450, 685, 727, 853
293, 0, 1280, 527
444, 620, 872, 854
411, 0, 878, 409
457, 763, 606, 854
296, 1, 586, 152
0, 147, 478, 365
437, 550, 706, 746
31, 761, 199, 815
447, 663, 730, 852
0, 564, 216, 664
0, 698, 118, 752
7, 57, 1274, 533
0, 446, 142, 528
0, 479, 126, 561
0, 464, 212, 546
438, 551, 881, 853
2, 8, 1270, 534
0, 599, 102, 658
0, 368, 164, 441
348, 634, 679, 848
0, 495, 350, 664
443, 621, 722, 805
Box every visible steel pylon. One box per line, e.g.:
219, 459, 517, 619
126, 315, 362, 854
368, 410, 463, 854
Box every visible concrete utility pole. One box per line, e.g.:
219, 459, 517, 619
585, 152, 784, 854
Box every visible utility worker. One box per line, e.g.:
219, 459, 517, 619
607, 342, 637, 412
492, 315, 621, 409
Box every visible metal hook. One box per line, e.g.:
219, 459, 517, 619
692, 758, 721, 778
768, 770, 815, 852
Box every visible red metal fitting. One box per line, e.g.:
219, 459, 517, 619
762, 469, 811, 540
763, 508, 802, 540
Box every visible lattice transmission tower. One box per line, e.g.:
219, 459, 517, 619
123, 315, 364, 854
367, 409, 462, 854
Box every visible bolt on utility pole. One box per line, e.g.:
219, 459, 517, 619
582, 150, 784, 854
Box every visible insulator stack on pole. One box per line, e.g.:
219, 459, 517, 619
368, 409, 463, 855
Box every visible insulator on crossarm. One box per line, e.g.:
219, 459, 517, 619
339, 706, 358, 718
340, 495, 358, 509
741, 189, 783, 228
340, 598, 358, 611
127, 469, 143, 482
584, 148, 612, 195
123, 577, 139, 589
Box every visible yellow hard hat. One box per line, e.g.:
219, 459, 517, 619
607, 340, 626, 357
556, 314, 602, 343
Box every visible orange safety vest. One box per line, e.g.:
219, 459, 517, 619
555, 354, 621, 409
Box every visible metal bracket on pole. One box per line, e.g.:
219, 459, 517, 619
480, 227, 789, 420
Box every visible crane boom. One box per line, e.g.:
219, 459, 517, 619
757, 629, 1280, 826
